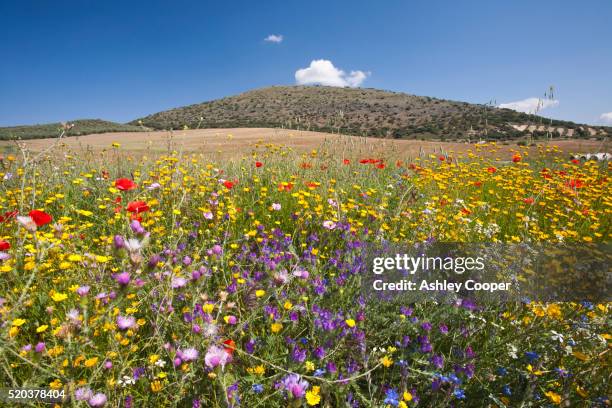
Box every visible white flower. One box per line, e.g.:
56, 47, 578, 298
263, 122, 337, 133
17, 216, 37, 232
202, 323, 218, 338
66, 309, 81, 326
550, 330, 564, 343
155, 359, 166, 368
118, 375, 135, 386
507, 344, 518, 359
271, 203, 281, 211
124, 238, 142, 252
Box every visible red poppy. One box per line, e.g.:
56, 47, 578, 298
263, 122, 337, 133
0, 240, 10, 251
0, 210, 18, 223
571, 159, 580, 165
29, 210, 53, 226
541, 169, 552, 179
223, 339, 236, 355
126, 201, 150, 214
278, 182, 293, 192
438, 156, 445, 161
300, 162, 312, 169
343, 159, 350, 165
473, 181, 483, 187
487, 167, 497, 174
305, 181, 318, 189
566, 179, 585, 189
255, 161, 263, 168
512, 154, 521, 163
376, 163, 386, 169
395, 160, 403, 168
114, 196, 122, 204
223, 180, 235, 189
523, 197, 535, 205
115, 178, 137, 191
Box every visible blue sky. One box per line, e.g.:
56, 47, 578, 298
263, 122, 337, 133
1, 0, 611, 126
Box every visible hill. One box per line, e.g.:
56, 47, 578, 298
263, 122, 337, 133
132, 86, 611, 141
3, 87, 610, 142
0, 119, 145, 140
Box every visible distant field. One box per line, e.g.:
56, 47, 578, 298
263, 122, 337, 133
0, 119, 145, 140
0, 128, 607, 160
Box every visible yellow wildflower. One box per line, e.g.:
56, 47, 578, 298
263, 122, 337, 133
306, 386, 321, 406
51, 292, 68, 302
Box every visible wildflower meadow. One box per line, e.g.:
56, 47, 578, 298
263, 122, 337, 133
0, 139, 610, 407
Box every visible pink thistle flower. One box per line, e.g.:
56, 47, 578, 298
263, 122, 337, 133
323, 220, 337, 230
171, 277, 187, 289
116, 315, 136, 330
88, 392, 107, 407
204, 345, 232, 369
178, 347, 199, 362
281, 374, 309, 399
115, 272, 131, 286
75, 387, 93, 401
77, 285, 90, 296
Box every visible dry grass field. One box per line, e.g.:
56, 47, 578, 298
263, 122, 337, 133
0, 127, 607, 161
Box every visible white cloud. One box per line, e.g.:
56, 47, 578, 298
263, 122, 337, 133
498, 97, 559, 114
295, 59, 369, 87
599, 112, 612, 123
264, 34, 283, 43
